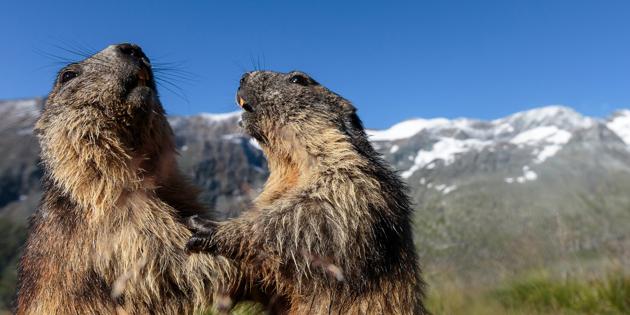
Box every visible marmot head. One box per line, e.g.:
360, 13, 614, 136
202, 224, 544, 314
236, 70, 374, 160
36, 44, 175, 208
36, 43, 167, 153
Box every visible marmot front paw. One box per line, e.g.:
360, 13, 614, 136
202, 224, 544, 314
185, 215, 218, 254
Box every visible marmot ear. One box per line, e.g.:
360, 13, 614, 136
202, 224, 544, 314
340, 101, 366, 137
339, 100, 357, 113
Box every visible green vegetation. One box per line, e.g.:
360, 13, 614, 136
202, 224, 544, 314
494, 273, 630, 314
0, 218, 27, 311
427, 271, 630, 315
200, 301, 267, 315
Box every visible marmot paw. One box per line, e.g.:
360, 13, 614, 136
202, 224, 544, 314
184, 215, 219, 254
185, 232, 217, 254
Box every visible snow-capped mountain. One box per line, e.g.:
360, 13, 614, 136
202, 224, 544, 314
368, 106, 618, 181
1, 99, 629, 287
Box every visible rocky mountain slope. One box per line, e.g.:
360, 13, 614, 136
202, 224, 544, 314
0, 99, 629, 306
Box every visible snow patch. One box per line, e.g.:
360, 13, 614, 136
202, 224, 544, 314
367, 118, 449, 141
249, 138, 262, 150
505, 166, 538, 184
389, 145, 399, 153
510, 126, 572, 163
434, 184, 447, 191
494, 123, 515, 136
533, 145, 562, 164
401, 138, 490, 178
221, 133, 243, 144
199, 111, 242, 122
442, 185, 457, 195
427, 183, 458, 194
607, 110, 630, 145
510, 126, 572, 145
524, 169, 538, 181
217, 133, 262, 150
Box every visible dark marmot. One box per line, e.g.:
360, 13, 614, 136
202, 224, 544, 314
15, 44, 236, 314
187, 71, 428, 314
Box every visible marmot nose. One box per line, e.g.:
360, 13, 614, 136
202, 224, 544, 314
236, 89, 254, 112
116, 43, 151, 66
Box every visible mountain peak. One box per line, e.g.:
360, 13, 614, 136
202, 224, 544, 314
368, 105, 594, 143
496, 105, 593, 131
610, 109, 630, 119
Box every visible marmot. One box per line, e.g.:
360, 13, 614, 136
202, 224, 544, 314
186, 71, 428, 314
15, 44, 236, 314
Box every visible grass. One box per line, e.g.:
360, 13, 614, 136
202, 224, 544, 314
200, 301, 266, 315
0, 218, 26, 311
495, 273, 630, 314
3, 273, 629, 314
427, 271, 630, 315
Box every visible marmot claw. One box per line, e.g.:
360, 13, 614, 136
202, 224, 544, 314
185, 232, 217, 254
185, 215, 219, 254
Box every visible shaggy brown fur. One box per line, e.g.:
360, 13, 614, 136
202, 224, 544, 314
15, 44, 236, 315
187, 71, 428, 314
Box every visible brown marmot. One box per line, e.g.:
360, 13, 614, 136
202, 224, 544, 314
15, 44, 236, 314
186, 71, 428, 314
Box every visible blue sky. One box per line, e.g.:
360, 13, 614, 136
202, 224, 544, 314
1, 0, 629, 129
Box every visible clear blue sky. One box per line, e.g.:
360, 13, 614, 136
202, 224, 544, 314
1, 0, 629, 128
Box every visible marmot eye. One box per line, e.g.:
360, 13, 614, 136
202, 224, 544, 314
60, 70, 78, 84
289, 75, 310, 86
